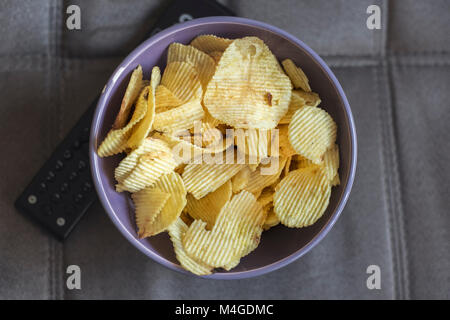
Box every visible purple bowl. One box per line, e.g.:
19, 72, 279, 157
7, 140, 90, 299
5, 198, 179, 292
90, 17, 357, 279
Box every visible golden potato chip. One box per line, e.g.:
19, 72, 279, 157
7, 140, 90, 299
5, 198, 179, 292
283, 156, 292, 177
183, 191, 265, 267
279, 90, 321, 124
231, 166, 251, 193
288, 106, 337, 164
190, 34, 232, 54
126, 66, 161, 150
167, 218, 212, 275
323, 143, 340, 185
263, 207, 280, 230
235, 129, 272, 163
155, 85, 182, 111
153, 99, 204, 133
209, 51, 223, 64
274, 166, 331, 227
277, 125, 297, 157
295, 90, 321, 107
112, 65, 143, 129
115, 138, 170, 184
97, 85, 149, 157
117, 145, 177, 193
179, 209, 193, 226
281, 59, 311, 92
167, 43, 216, 89
161, 61, 202, 103
203, 37, 292, 129
331, 173, 340, 187
182, 159, 244, 199
244, 157, 287, 195
185, 180, 232, 229
257, 188, 274, 207
133, 188, 170, 238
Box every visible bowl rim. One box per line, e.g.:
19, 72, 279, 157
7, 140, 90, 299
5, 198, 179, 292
89, 16, 357, 280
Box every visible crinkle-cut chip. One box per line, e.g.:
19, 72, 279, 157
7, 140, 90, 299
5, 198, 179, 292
296, 90, 321, 108
126, 67, 161, 150
274, 166, 331, 228
115, 138, 170, 184
167, 218, 212, 275
117, 147, 177, 193
281, 59, 311, 92
153, 99, 204, 133
292, 154, 314, 170
97, 86, 150, 157
203, 37, 292, 129
182, 158, 244, 199
132, 188, 170, 238
186, 180, 232, 230
183, 191, 265, 267
167, 43, 216, 90
257, 188, 274, 207
196, 111, 222, 147
209, 51, 223, 64
323, 144, 340, 183
179, 209, 193, 226
277, 125, 297, 157
190, 34, 232, 54
263, 208, 280, 230
135, 172, 187, 237
244, 157, 287, 195
235, 129, 273, 163
288, 106, 337, 164
112, 65, 143, 129
231, 166, 251, 193
155, 85, 182, 111
283, 156, 292, 177
279, 90, 308, 124
331, 173, 340, 187
174, 163, 187, 175
161, 61, 202, 103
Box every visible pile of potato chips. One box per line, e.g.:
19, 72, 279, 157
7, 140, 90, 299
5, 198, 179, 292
97, 35, 340, 275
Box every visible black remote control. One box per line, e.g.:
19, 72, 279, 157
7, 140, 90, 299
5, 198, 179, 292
15, 0, 235, 240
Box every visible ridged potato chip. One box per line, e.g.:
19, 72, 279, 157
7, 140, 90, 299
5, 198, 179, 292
161, 61, 202, 103
282, 59, 311, 92
323, 144, 340, 186
274, 166, 331, 227
115, 138, 170, 184
126, 66, 161, 150
279, 89, 316, 124
186, 180, 232, 229
134, 171, 187, 237
295, 90, 321, 107
203, 37, 292, 129
283, 156, 292, 177
263, 208, 280, 230
257, 188, 274, 207
155, 85, 182, 111
244, 157, 287, 195
153, 99, 204, 133
167, 218, 212, 275
190, 34, 232, 54
167, 43, 216, 89
277, 125, 297, 157
117, 143, 177, 193
231, 166, 251, 193
112, 65, 143, 129
288, 106, 337, 164
133, 188, 170, 238
209, 51, 223, 64
97, 85, 149, 157
180, 208, 193, 226
235, 129, 272, 163
182, 159, 244, 199
183, 191, 265, 267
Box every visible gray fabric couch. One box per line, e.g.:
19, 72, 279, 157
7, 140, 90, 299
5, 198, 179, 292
0, 0, 448, 299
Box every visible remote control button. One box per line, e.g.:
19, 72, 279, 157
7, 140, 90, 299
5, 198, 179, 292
72, 140, 81, 150
55, 160, 64, 171
78, 160, 86, 171
56, 217, 66, 227
52, 193, 61, 203
46, 171, 55, 182
82, 181, 92, 193
60, 182, 70, 193
27, 195, 37, 205
74, 193, 84, 204
69, 171, 78, 181
63, 149, 72, 160
39, 182, 47, 193
40, 204, 52, 216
